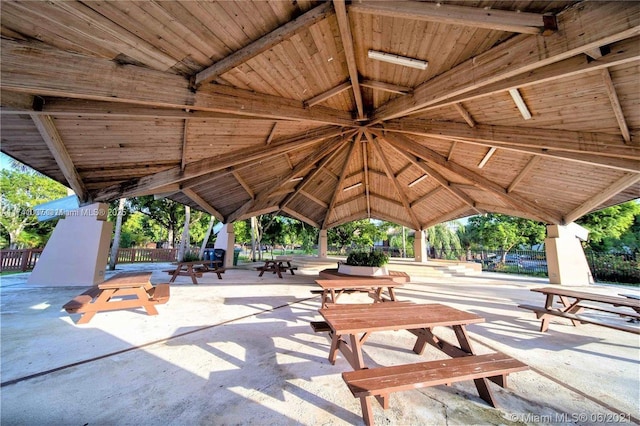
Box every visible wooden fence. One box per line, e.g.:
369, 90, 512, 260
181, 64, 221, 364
0, 249, 43, 272
0, 248, 187, 272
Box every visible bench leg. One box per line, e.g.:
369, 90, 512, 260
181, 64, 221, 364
328, 332, 341, 365
76, 311, 97, 325
359, 396, 374, 426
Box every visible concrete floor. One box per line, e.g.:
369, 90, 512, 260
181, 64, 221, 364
1, 259, 638, 425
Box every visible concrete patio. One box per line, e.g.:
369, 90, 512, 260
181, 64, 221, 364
1, 258, 638, 425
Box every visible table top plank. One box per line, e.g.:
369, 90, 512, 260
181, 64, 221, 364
98, 272, 152, 289
320, 303, 484, 334
531, 287, 640, 309
315, 279, 402, 290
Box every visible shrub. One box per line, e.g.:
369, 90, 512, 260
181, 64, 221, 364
346, 250, 389, 267
181, 252, 201, 262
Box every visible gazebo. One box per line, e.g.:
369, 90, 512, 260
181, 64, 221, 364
1, 1, 638, 284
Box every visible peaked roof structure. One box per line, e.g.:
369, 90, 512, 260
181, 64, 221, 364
1, 1, 638, 230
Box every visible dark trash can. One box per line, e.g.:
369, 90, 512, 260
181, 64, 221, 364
233, 248, 241, 266
213, 248, 225, 265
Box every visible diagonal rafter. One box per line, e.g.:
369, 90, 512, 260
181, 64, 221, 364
226, 132, 356, 223
182, 188, 224, 222
367, 133, 422, 230
30, 114, 88, 203
377, 131, 562, 224
383, 140, 481, 214
361, 131, 371, 218
322, 139, 359, 229
195, 2, 334, 87
333, 0, 365, 120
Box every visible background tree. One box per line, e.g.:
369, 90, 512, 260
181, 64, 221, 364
328, 219, 387, 253
0, 169, 68, 248
577, 201, 640, 251
425, 223, 462, 259
466, 214, 546, 262
129, 196, 185, 248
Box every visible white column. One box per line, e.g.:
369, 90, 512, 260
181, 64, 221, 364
214, 223, 236, 268
28, 203, 113, 286
414, 229, 427, 263
545, 223, 593, 285
318, 229, 328, 258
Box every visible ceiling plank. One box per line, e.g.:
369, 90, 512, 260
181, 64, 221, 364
563, 173, 640, 223
379, 131, 562, 224
508, 156, 540, 193
349, 1, 550, 35
304, 81, 352, 108
91, 126, 349, 202
181, 119, 189, 171
368, 134, 422, 230
322, 140, 358, 229
182, 188, 224, 222
372, 2, 640, 121
299, 190, 329, 209
601, 68, 632, 144
195, 2, 333, 87
333, 0, 365, 120
29, 114, 88, 202
410, 186, 444, 208
360, 80, 412, 95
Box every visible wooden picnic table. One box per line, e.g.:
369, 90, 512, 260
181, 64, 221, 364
318, 302, 527, 425
519, 286, 640, 334
314, 278, 402, 307
63, 272, 170, 324
164, 260, 224, 284
256, 257, 297, 279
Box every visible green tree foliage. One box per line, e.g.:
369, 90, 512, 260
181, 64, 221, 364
129, 196, 185, 247
0, 169, 68, 248
577, 201, 640, 251
425, 223, 462, 259
466, 214, 546, 257
328, 219, 387, 253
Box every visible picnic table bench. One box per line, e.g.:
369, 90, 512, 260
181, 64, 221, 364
63, 272, 170, 324
317, 302, 528, 425
314, 278, 403, 307
256, 257, 297, 279
519, 286, 640, 334
163, 260, 225, 284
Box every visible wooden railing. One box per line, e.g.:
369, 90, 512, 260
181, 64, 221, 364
1, 249, 43, 272
112, 248, 178, 264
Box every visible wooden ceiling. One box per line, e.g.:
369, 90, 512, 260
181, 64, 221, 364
1, 1, 638, 230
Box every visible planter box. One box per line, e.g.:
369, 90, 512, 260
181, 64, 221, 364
338, 264, 389, 276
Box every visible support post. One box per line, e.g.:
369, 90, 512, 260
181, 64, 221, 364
214, 223, 236, 268
414, 229, 427, 263
318, 229, 328, 258
27, 203, 113, 286
545, 223, 593, 285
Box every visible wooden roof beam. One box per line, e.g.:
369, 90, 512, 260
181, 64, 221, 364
333, 0, 365, 120
381, 120, 638, 162
281, 207, 320, 229
304, 81, 352, 108
360, 80, 412, 95
368, 133, 422, 230
30, 114, 88, 203
508, 156, 540, 193
372, 2, 640, 122
194, 2, 333, 87
601, 69, 632, 144
322, 140, 358, 229
563, 173, 640, 224
361, 131, 371, 217
378, 131, 562, 224
92, 126, 349, 202
410, 186, 444, 208
182, 188, 224, 222
453, 103, 475, 127
349, 1, 553, 35
233, 171, 255, 200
